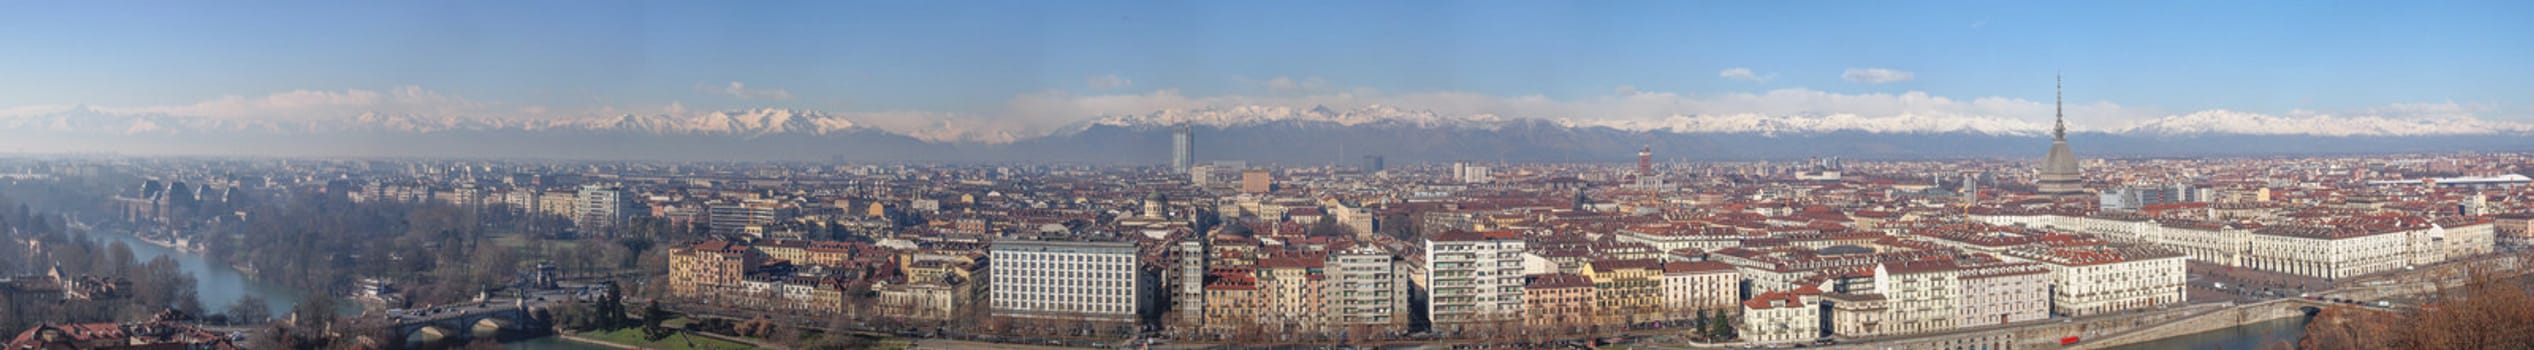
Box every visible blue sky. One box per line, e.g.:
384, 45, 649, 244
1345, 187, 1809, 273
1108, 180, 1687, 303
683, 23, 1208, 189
2, 0, 2529, 138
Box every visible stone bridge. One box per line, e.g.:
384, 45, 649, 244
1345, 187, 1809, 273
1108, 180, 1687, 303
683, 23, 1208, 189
392, 300, 552, 348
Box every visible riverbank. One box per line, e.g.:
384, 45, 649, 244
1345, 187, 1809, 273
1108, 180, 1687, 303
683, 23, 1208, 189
1679, 299, 2322, 350
557, 328, 758, 350
555, 334, 644, 350
2103, 318, 2307, 350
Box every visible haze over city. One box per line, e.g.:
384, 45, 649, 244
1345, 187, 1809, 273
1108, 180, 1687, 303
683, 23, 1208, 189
3, 1, 2534, 350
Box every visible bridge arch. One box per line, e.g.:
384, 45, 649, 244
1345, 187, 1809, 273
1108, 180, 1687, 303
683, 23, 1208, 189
473, 318, 514, 339
405, 326, 452, 348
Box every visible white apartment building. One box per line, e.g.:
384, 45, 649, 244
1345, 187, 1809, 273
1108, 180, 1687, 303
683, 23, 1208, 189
537, 191, 578, 217
2411, 220, 2496, 267
1877, 262, 1959, 335
2153, 220, 2252, 267
574, 184, 632, 232
1171, 239, 1207, 327
1978, 213, 2496, 281
2243, 219, 2497, 280
2053, 214, 2159, 244
989, 239, 1143, 323
1953, 262, 2052, 327
1325, 245, 1407, 328
1738, 288, 1823, 344
1616, 224, 1747, 254
1660, 261, 1740, 320
1421, 230, 1527, 332
2246, 226, 2407, 280
1451, 162, 1492, 184
2004, 246, 2187, 316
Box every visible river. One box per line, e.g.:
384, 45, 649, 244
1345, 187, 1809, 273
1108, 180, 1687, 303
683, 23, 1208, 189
2107, 317, 2309, 350
82, 230, 608, 349
84, 230, 312, 318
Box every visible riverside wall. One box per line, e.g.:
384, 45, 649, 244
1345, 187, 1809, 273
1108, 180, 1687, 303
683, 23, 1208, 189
1807, 300, 2319, 350
2069, 299, 2316, 349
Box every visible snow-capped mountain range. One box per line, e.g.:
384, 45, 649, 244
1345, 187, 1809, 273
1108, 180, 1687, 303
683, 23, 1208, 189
5, 104, 2530, 143
4, 106, 877, 137
1086, 105, 1511, 130
2111, 110, 2534, 136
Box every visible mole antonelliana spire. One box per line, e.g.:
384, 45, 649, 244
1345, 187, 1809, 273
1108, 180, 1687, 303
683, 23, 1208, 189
2037, 74, 2086, 197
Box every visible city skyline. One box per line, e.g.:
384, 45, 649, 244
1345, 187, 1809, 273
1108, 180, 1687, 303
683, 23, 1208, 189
9, 2, 2534, 349
1, 1, 2531, 150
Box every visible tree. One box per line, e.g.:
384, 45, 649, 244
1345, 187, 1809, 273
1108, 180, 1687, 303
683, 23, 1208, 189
1307, 213, 1350, 237
228, 296, 273, 325
104, 241, 135, 277
596, 281, 628, 329
1708, 312, 1736, 340
2302, 261, 2534, 349
801, 334, 876, 350
640, 299, 673, 340
549, 302, 598, 331
292, 296, 340, 333
1695, 309, 1712, 332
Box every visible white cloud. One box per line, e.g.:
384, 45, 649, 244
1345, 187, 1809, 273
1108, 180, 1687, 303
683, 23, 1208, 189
1086, 74, 1133, 89
695, 81, 794, 100
0, 104, 75, 118
86, 86, 479, 121
1260, 76, 1329, 92
1842, 68, 1915, 84
1719, 68, 1772, 83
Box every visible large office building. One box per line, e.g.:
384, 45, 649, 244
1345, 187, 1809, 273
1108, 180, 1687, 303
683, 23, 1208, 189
574, 184, 633, 232
1173, 125, 1195, 173
1452, 161, 1492, 184
988, 239, 1145, 324
707, 199, 791, 236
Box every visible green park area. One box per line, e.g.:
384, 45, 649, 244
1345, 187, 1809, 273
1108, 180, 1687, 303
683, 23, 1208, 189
575, 328, 757, 350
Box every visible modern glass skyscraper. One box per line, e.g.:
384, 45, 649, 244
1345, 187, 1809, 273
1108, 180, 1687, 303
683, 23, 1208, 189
1172, 125, 1194, 173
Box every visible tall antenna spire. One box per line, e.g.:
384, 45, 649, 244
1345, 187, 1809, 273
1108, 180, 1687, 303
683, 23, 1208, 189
2054, 74, 2065, 141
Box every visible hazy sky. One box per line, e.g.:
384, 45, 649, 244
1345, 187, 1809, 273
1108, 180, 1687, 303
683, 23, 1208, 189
2, 1, 2529, 139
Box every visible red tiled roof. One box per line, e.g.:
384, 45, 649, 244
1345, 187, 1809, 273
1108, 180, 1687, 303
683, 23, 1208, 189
1664, 261, 1736, 274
